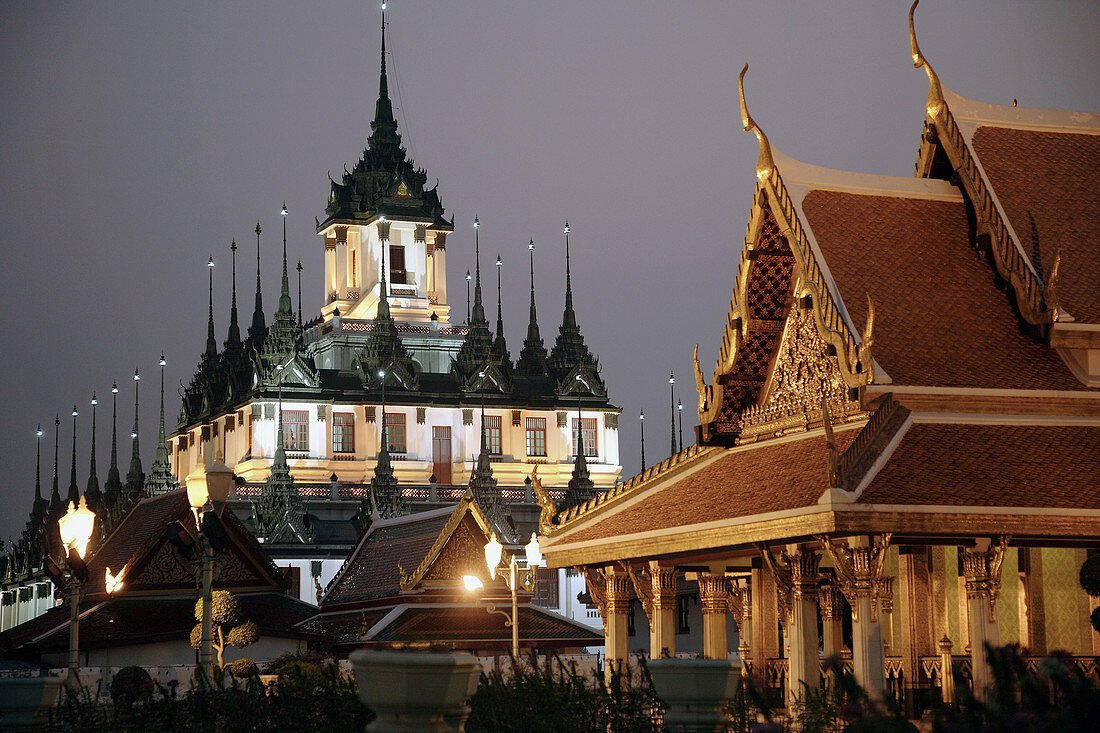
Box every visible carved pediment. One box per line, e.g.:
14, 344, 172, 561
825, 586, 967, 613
464, 362, 510, 394
420, 520, 487, 586
558, 365, 606, 399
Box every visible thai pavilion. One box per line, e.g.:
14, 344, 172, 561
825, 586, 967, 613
536, 2, 1099, 715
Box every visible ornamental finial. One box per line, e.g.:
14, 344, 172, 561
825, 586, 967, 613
909, 0, 945, 119
737, 63, 775, 182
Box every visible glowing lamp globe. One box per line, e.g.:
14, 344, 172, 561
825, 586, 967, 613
525, 533, 542, 568
58, 496, 96, 560
206, 458, 235, 506
484, 535, 503, 579
462, 575, 483, 592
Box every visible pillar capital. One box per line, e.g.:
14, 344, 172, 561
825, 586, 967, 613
698, 573, 729, 615
818, 582, 843, 622
727, 577, 751, 627
817, 534, 891, 617
877, 575, 895, 615
414, 225, 428, 243
604, 567, 632, 617
961, 536, 1010, 622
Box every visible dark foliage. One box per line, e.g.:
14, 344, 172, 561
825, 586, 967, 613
465, 651, 664, 733
1079, 555, 1100, 597
110, 665, 154, 707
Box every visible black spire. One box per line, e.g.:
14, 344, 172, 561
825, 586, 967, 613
103, 382, 122, 513
357, 218, 418, 389
296, 259, 303, 326
261, 204, 305, 359
67, 405, 79, 505
205, 256, 218, 360
370, 362, 402, 518
453, 217, 503, 387
34, 425, 43, 503
248, 222, 267, 344
85, 393, 101, 513
549, 222, 605, 394
492, 253, 511, 367
148, 354, 177, 495
50, 414, 60, 509
369, 5, 400, 158
469, 407, 506, 536
516, 239, 551, 379
124, 368, 145, 506
226, 239, 242, 349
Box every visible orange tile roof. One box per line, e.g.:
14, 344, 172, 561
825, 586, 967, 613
561, 431, 855, 545
322, 511, 452, 606
971, 127, 1100, 324
801, 190, 1088, 390
370, 605, 601, 644
858, 423, 1100, 508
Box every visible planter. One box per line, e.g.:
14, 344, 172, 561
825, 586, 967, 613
0, 676, 64, 732
350, 649, 482, 733
647, 658, 741, 733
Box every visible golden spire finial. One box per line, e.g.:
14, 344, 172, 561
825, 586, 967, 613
821, 395, 841, 488
738, 63, 775, 182
909, 0, 945, 119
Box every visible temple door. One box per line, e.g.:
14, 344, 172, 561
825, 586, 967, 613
432, 426, 451, 484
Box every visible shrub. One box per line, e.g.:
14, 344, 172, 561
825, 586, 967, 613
110, 665, 154, 707
227, 657, 259, 677
1079, 554, 1100, 597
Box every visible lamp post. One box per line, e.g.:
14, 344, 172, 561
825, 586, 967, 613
463, 533, 542, 658
56, 496, 97, 685
639, 409, 646, 473
677, 399, 684, 454
465, 270, 472, 324
669, 372, 677, 456
185, 455, 234, 681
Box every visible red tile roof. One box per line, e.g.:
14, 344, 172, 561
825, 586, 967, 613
858, 423, 1100, 508
801, 190, 1088, 390
369, 605, 601, 645
971, 127, 1100, 324
322, 511, 452, 606
296, 608, 391, 643
561, 430, 856, 545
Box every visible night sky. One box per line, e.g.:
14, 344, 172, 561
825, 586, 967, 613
1, 1, 1097, 541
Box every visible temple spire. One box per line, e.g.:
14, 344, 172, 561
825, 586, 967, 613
563, 221, 576, 329
35, 425, 43, 502
226, 239, 241, 348
516, 239, 550, 379
85, 393, 101, 510
549, 221, 605, 394
205, 256, 217, 359
148, 354, 177, 495
368, 2, 399, 153
50, 414, 60, 508
471, 216, 486, 325
67, 405, 79, 504
248, 221, 267, 344
493, 253, 511, 366
104, 382, 122, 503
297, 259, 303, 326
278, 203, 293, 316
125, 368, 145, 501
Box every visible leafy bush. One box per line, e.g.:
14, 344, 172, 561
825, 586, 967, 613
227, 657, 259, 677
1079, 554, 1100, 597
110, 665, 154, 707
191, 590, 258, 669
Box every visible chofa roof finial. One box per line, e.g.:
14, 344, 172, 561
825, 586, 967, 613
738, 63, 775, 183
909, 0, 945, 119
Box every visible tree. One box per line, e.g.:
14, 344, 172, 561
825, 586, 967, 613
190, 590, 260, 669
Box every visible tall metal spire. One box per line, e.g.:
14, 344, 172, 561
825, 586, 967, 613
149, 355, 178, 497
248, 221, 267, 344
563, 221, 576, 329
51, 414, 60, 507
669, 372, 677, 456
205, 256, 217, 359
86, 393, 100, 508
297, 259, 303, 326
35, 425, 43, 502
226, 239, 241, 348
471, 216, 486, 325
278, 203, 293, 316
492, 253, 510, 366
516, 238, 550, 378
67, 405, 79, 504
549, 221, 604, 392
125, 368, 144, 497
104, 382, 122, 503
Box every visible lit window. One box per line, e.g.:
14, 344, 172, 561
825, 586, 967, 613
571, 417, 598, 458
525, 417, 547, 457
483, 415, 502, 455
282, 410, 309, 451
384, 412, 406, 453
332, 412, 355, 454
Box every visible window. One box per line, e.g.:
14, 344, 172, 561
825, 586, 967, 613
432, 426, 452, 484
532, 567, 558, 609
349, 248, 357, 287
676, 595, 691, 635
627, 600, 636, 636
332, 412, 355, 453
483, 414, 502, 455
571, 417, 598, 457
282, 410, 309, 451
525, 417, 547, 456
384, 412, 406, 453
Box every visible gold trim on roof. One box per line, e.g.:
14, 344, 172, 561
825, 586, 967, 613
398, 495, 494, 590
739, 63, 776, 182
909, 1, 945, 120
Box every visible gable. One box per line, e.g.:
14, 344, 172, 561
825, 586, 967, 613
419, 517, 489, 586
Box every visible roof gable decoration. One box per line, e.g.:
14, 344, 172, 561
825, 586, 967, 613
260, 352, 319, 390
694, 66, 877, 446
398, 494, 496, 591
908, 0, 1052, 335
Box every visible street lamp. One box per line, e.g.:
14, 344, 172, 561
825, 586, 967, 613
185, 455, 234, 681
462, 532, 542, 658
639, 409, 646, 473
669, 372, 677, 456
55, 496, 96, 684
677, 399, 684, 454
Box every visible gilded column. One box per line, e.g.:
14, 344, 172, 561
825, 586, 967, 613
819, 534, 891, 699
751, 564, 780, 669
819, 582, 844, 658
603, 567, 632, 680
961, 537, 1009, 701
762, 546, 822, 704
650, 563, 678, 658
729, 577, 752, 673
698, 573, 729, 660
1018, 548, 1046, 654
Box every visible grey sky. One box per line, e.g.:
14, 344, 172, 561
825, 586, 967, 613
1, 1, 1097, 540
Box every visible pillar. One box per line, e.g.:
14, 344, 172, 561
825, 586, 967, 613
750, 564, 779, 669
1018, 548, 1046, 655
649, 563, 678, 658
938, 635, 955, 704
961, 538, 1008, 701
786, 550, 822, 705
879, 576, 895, 656
730, 578, 752, 674
603, 567, 631, 681
698, 573, 729, 660
819, 583, 843, 658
